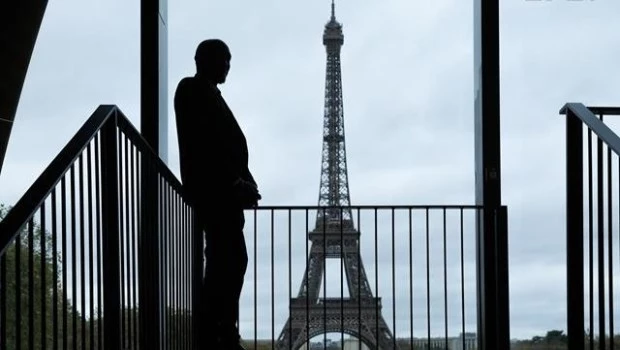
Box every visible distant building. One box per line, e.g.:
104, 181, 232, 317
404, 333, 477, 350
342, 338, 370, 350
450, 332, 477, 350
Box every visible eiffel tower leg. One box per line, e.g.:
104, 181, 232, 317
276, 318, 305, 350
342, 241, 374, 300
296, 243, 325, 301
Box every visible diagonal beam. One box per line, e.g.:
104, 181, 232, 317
0, 2, 50, 178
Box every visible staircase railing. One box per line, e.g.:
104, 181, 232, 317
0, 105, 197, 349
561, 103, 620, 350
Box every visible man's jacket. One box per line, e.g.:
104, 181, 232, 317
174, 76, 257, 208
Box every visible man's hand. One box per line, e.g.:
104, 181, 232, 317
234, 178, 261, 209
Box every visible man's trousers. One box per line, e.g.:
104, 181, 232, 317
198, 208, 248, 347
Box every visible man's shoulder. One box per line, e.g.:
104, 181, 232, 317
175, 76, 219, 97
175, 76, 197, 93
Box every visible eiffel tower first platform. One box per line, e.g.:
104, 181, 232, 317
276, 2, 398, 349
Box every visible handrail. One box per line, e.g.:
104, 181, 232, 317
0, 104, 180, 255
116, 114, 183, 192
560, 103, 620, 155
0, 105, 115, 254
254, 205, 484, 210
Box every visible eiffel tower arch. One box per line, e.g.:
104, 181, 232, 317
276, 2, 398, 349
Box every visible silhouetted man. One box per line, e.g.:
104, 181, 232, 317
174, 38, 261, 350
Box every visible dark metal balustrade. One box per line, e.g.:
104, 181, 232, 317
562, 103, 620, 350
238, 206, 504, 350
0, 105, 509, 350
0, 105, 196, 349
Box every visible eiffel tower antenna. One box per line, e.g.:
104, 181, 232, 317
275, 3, 399, 349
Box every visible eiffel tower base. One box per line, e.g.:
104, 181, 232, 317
276, 298, 399, 350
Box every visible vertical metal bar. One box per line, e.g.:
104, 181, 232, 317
94, 134, 103, 349
172, 191, 177, 349
323, 207, 327, 345
340, 207, 344, 347
177, 189, 181, 348
100, 114, 122, 349
16, 233, 22, 350
288, 209, 292, 350
426, 208, 431, 347
192, 202, 202, 350
130, 144, 138, 350
588, 128, 594, 350
70, 164, 77, 350
566, 109, 585, 350
184, 195, 188, 348
166, 182, 170, 349
495, 206, 510, 350
409, 208, 413, 347
87, 144, 94, 350
374, 208, 379, 347
61, 177, 67, 350
443, 209, 448, 348
52, 189, 58, 350
160, 179, 166, 349
124, 134, 132, 348
28, 219, 34, 350
118, 135, 126, 350
254, 208, 258, 349
271, 210, 275, 349
608, 145, 614, 350
186, 201, 191, 349
181, 200, 185, 349
391, 208, 396, 349
460, 208, 465, 350
305, 209, 309, 348
161, 178, 168, 349
357, 208, 362, 350
172, 188, 177, 349
79, 155, 86, 350
597, 129, 606, 350
180, 199, 185, 349
40, 204, 47, 349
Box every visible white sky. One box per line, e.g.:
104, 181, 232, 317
2, 0, 620, 342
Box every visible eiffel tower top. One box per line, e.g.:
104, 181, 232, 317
323, 0, 344, 46
314, 0, 354, 233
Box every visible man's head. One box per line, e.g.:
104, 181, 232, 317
194, 39, 231, 84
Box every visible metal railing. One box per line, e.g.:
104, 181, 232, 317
235, 205, 505, 350
562, 103, 620, 350
0, 104, 509, 350
0, 105, 196, 349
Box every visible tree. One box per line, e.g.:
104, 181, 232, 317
1, 204, 87, 349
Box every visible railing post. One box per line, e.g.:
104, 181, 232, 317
140, 144, 162, 349
100, 111, 122, 349
495, 206, 510, 349
476, 205, 510, 350
192, 208, 202, 350
566, 109, 585, 350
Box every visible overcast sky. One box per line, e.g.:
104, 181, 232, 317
2, 0, 620, 342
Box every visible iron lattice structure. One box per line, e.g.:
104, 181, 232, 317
276, 3, 398, 349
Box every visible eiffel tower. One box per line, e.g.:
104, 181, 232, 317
276, 2, 398, 349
